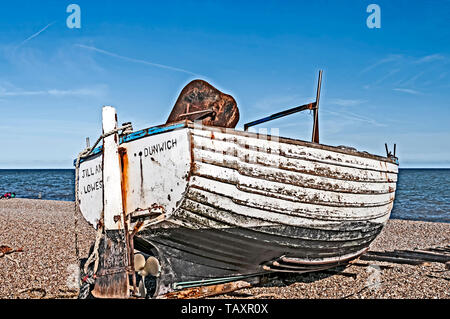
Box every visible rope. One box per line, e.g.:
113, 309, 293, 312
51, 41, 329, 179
73, 122, 132, 297
83, 219, 104, 274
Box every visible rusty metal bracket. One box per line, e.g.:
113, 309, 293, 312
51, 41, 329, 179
385, 143, 399, 162
161, 280, 254, 299
178, 108, 216, 121
129, 205, 165, 225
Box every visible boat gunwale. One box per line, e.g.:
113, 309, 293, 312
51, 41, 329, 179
74, 120, 398, 166
186, 122, 398, 165
193, 146, 399, 182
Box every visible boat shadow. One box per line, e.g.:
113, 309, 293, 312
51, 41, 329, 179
275, 265, 355, 285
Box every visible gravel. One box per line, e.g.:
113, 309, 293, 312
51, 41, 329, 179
0, 199, 95, 299
1, 199, 449, 299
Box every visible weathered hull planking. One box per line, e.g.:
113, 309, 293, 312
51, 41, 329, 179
77, 121, 398, 297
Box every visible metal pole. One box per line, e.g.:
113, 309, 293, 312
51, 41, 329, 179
312, 70, 322, 143
244, 102, 315, 131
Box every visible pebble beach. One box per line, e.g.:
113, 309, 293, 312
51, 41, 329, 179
1, 198, 449, 299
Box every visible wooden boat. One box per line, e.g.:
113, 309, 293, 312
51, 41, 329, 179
75, 71, 399, 298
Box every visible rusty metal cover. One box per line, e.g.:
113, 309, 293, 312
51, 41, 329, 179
166, 79, 239, 128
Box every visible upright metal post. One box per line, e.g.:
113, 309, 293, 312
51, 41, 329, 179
312, 70, 322, 143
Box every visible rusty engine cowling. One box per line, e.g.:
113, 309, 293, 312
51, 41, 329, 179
166, 79, 239, 128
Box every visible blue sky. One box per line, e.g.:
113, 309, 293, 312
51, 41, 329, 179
0, 0, 449, 168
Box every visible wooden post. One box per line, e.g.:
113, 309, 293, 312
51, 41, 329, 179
92, 106, 129, 298
102, 106, 125, 230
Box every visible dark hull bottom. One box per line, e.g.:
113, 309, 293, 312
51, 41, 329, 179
134, 223, 383, 296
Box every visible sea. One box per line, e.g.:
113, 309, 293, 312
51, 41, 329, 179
0, 168, 449, 223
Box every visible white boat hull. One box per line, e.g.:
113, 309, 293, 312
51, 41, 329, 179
76, 121, 398, 296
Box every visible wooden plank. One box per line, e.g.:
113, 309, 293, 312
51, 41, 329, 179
368, 250, 450, 263
395, 250, 450, 263
359, 254, 424, 265
102, 106, 125, 230
92, 106, 129, 298
91, 230, 130, 298
426, 247, 450, 254
77, 153, 103, 227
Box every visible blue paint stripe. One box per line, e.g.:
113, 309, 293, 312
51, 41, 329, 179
73, 122, 187, 166
120, 122, 186, 143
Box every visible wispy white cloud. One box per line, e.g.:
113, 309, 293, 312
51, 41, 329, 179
414, 54, 445, 64
75, 44, 199, 76
16, 22, 55, 48
362, 53, 447, 76
372, 68, 401, 87
362, 53, 449, 92
251, 93, 310, 112
393, 88, 422, 95
395, 70, 427, 87
323, 109, 386, 127
0, 85, 107, 98
360, 54, 403, 74
328, 98, 366, 107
